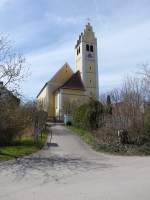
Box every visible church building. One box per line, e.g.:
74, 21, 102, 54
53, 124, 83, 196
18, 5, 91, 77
37, 23, 99, 120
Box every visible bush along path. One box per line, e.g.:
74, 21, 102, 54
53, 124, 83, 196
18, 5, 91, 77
0, 131, 48, 161
67, 126, 150, 156
68, 98, 150, 156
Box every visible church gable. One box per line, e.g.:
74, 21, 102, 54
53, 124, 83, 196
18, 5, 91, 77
82, 23, 96, 43
75, 23, 96, 48
37, 63, 73, 99
48, 62, 74, 93
49, 63, 73, 82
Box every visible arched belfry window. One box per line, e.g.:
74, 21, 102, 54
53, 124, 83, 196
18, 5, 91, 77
77, 47, 80, 55
86, 44, 89, 51
90, 45, 93, 52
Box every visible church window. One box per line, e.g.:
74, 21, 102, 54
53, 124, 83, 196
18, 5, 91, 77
86, 44, 89, 51
90, 66, 92, 70
77, 49, 78, 55
90, 45, 93, 52
90, 80, 92, 84
79, 46, 80, 54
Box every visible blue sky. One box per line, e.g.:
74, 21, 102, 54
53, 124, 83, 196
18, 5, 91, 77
0, 0, 150, 99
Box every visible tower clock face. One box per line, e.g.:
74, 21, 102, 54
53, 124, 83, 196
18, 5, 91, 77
88, 53, 92, 58
86, 53, 94, 59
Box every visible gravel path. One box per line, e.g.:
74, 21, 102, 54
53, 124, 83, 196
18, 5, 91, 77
0, 125, 150, 200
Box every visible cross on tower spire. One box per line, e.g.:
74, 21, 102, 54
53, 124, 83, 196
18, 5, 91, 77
86, 17, 91, 24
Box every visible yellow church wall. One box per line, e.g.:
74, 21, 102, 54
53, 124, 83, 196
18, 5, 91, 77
48, 93, 55, 118
60, 88, 88, 115
76, 59, 82, 72
53, 88, 89, 119
37, 85, 49, 112
47, 63, 74, 118
37, 63, 74, 119
75, 51, 82, 73
62, 88, 87, 96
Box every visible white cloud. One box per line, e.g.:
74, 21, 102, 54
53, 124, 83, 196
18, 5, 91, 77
45, 13, 85, 26
22, 39, 75, 99
97, 18, 150, 75
0, 0, 14, 10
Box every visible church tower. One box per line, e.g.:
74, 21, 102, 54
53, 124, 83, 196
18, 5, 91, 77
75, 23, 99, 100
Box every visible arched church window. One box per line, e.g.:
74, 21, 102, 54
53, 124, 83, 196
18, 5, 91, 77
90, 45, 93, 52
86, 44, 89, 51
90, 66, 92, 70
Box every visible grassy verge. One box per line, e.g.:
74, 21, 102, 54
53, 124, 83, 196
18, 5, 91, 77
67, 126, 95, 147
67, 126, 150, 156
0, 132, 48, 161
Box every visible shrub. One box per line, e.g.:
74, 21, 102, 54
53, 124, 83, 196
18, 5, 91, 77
73, 98, 104, 130
0, 104, 24, 146
73, 104, 87, 128
0, 100, 48, 146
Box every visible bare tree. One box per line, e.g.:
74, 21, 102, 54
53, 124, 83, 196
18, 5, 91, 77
0, 34, 29, 145
107, 75, 146, 140
138, 63, 150, 100
0, 34, 28, 93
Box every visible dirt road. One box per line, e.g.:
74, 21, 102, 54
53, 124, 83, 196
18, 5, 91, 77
0, 125, 150, 200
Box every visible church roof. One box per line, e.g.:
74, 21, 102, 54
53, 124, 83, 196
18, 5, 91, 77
49, 62, 73, 83
57, 71, 85, 91
37, 63, 73, 98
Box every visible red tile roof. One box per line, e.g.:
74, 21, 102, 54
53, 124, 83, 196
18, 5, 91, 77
60, 71, 85, 91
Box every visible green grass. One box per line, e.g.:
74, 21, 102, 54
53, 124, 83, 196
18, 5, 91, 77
0, 132, 48, 161
67, 126, 150, 156
67, 126, 95, 147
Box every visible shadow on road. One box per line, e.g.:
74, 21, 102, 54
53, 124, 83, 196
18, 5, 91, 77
46, 142, 59, 148
0, 154, 113, 183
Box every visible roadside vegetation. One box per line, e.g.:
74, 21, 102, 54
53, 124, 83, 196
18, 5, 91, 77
68, 126, 95, 146
69, 126, 150, 155
67, 65, 150, 155
0, 131, 47, 160
0, 34, 48, 160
